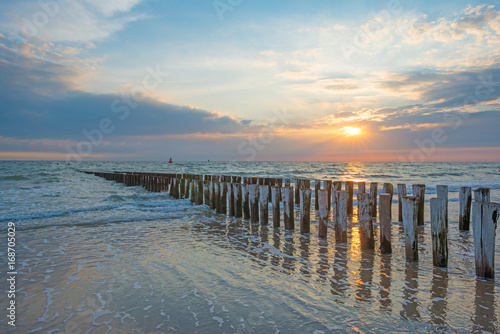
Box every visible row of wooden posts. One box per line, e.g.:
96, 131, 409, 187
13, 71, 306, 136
86, 171, 499, 279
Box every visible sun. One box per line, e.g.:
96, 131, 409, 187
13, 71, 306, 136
342, 126, 362, 136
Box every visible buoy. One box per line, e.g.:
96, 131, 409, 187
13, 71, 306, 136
168, 157, 173, 163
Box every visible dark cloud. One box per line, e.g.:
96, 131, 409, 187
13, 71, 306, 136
0, 35, 246, 143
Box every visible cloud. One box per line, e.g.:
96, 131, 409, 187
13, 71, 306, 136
1, 0, 146, 42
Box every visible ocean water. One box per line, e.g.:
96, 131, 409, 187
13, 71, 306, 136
0, 161, 499, 333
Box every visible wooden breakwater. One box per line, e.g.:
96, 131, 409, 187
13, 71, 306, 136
85, 171, 499, 279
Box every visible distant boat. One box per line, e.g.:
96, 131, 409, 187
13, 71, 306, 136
168, 157, 173, 163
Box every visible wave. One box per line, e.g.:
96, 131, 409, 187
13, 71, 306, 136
0, 204, 121, 222
0, 175, 29, 180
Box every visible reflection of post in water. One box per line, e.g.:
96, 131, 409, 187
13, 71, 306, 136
299, 234, 311, 278
355, 248, 374, 305
259, 225, 269, 262
271, 229, 281, 268
400, 262, 420, 321
316, 239, 329, 279
379, 254, 392, 313
282, 231, 296, 272
473, 279, 497, 333
330, 243, 348, 299
247, 222, 260, 259
430, 267, 448, 329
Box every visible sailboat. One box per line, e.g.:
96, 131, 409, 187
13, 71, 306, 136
168, 157, 173, 163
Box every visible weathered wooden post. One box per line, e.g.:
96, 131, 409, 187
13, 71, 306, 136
169, 178, 175, 197
382, 183, 394, 220
369, 182, 378, 218
259, 185, 269, 225
324, 180, 332, 211
196, 180, 203, 205
282, 186, 294, 230
402, 196, 419, 261
300, 188, 311, 233
242, 184, 251, 220
335, 190, 348, 243
179, 178, 186, 199
233, 183, 242, 218
333, 181, 341, 191
203, 181, 210, 205
397, 184, 406, 222
271, 186, 280, 228
459, 186, 472, 230
219, 182, 227, 214
345, 181, 354, 215
436, 185, 448, 227
318, 189, 329, 238
189, 181, 196, 202
315, 180, 321, 210
431, 197, 448, 267
185, 178, 190, 198
472, 201, 498, 279
357, 182, 366, 218
412, 184, 426, 226
284, 179, 291, 187
295, 179, 301, 204
379, 193, 392, 253
474, 188, 490, 203
227, 183, 235, 216
358, 193, 374, 249
209, 181, 216, 210
214, 182, 221, 213
248, 184, 259, 223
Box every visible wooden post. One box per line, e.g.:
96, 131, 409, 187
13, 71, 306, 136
203, 181, 210, 206
189, 181, 195, 202
324, 180, 332, 211
357, 182, 366, 218
284, 179, 291, 187
472, 201, 498, 279
412, 184, 426, 226
397, 184, 406, 222
248, 184, 259, 223
179, 178, 186, 199
318, 189, 328, 238
335, 190, 348, 243
379, 193, 392, 254
295, 179, 301, 204
214, 182, 221, 213
282, 186, 294, 230
219, 182, 227, 214
242, 184, 251, 220
196, 180, 203, 205
402, 196, 419, 261
358, 193, 374, 249
259, 185, 269, 225
271, 186, 280, 228
209, 181, 216, 210
382, 183, 394, 220
345, 181, 354, 215
431, 197, 448, 267
459, 186, 472, 230
185, 178, 190, 198
300, 188, 311, 233
227, 183, 234, 216
436, 185, 448, 227
315, 180, 321, 211
369, 182, 378, 218
474, 188, 490, 203
333, 181, 342, 191
169, 178, 175, 197
233, 183, 242, 218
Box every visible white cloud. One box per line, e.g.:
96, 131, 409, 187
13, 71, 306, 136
1, 0, 146, 43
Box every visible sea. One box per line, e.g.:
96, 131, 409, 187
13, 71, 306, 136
0, 161, 499, 333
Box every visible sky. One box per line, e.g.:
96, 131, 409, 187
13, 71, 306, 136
0, 0, 499, 161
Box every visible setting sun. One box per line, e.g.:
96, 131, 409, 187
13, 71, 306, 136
342, 127, 362, 136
